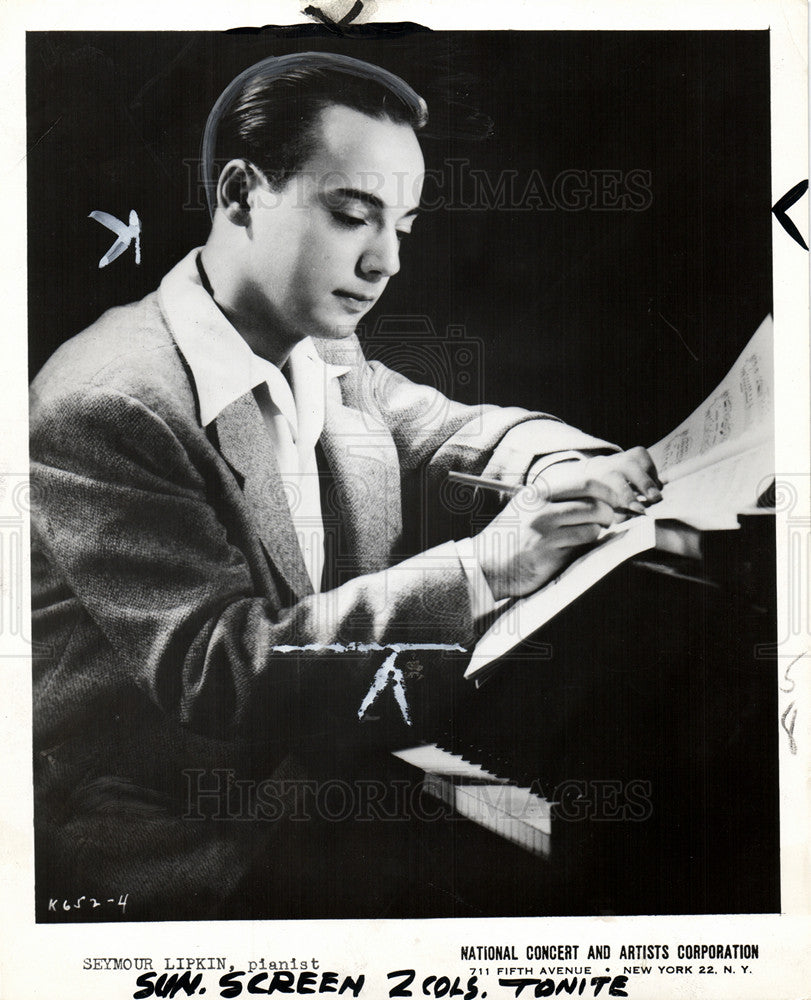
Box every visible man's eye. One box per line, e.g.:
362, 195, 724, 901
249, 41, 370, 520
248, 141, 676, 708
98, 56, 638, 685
396, 230, 411, 242
332, 212, 367, 228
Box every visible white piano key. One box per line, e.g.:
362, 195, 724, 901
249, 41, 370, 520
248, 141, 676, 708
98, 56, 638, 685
393, 743, 554, 857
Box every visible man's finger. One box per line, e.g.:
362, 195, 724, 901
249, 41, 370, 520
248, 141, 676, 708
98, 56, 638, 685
552, 522, 604, 548
623, 447, 663, 491
621, 467, 662, 504
602, 471, 646, 513
617, 458, 662, 501
558, 498, 616, 527
530, 498, 614, 530
546, 474, 616, 506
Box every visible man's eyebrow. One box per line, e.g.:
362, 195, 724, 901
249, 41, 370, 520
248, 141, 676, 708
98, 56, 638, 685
328, 187, 420, 218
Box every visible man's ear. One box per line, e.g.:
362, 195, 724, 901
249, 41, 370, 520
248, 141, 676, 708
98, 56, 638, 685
216, 159, 261, 226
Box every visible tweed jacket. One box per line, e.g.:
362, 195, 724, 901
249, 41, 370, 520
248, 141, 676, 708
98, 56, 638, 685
30, 274, 615, 918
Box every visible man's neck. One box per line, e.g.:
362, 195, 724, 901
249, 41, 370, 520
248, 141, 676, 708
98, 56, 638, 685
198, 245, 295, 368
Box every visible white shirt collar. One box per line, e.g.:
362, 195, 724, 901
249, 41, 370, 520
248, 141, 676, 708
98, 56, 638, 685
158, 248, 349, 429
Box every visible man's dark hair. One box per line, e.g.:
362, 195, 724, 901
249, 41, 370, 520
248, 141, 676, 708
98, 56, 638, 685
202, 52, 428, 215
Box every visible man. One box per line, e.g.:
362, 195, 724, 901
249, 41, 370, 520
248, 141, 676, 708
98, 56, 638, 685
30, 52, 660, 920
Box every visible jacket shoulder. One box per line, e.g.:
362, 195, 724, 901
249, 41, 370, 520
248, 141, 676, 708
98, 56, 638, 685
31, 292, 197, 425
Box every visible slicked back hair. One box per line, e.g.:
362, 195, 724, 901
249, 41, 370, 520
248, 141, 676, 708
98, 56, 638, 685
202, 52, 428, 217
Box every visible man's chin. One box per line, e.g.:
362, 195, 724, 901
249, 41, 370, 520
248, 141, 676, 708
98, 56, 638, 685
310, 319, 361, 341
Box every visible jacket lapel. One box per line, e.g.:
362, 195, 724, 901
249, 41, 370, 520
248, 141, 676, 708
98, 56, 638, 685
215, 387, 314, 601
319, 375, 403, 574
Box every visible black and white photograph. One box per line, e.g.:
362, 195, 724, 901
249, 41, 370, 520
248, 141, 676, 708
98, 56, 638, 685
2, 0, 810, 997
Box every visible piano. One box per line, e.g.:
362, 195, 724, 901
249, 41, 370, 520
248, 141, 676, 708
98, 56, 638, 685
392, 513, 780, 916
393, 742, 553, 856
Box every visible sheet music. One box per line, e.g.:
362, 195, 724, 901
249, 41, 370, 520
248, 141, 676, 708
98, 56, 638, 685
467, 316, 775, 677
648, 437, 774, 529
464, 515, 657, 678
649, 315, 773, 481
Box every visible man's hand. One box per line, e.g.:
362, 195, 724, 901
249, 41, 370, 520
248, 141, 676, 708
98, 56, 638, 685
537, 446, 662, 515
475, 484, 616, 601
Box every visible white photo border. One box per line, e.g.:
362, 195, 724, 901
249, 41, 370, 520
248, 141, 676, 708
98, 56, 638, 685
1, 1, 808, 998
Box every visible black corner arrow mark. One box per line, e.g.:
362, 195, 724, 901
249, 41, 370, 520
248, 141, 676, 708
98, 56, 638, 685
303, 1, 364, 34
772, 179, 809, 251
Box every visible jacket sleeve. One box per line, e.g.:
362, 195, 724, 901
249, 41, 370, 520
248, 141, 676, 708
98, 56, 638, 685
30, 386, 476, 741
361, 358, 619, 485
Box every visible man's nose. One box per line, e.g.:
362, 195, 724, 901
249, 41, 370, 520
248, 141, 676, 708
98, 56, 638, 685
358, 227, 401, 280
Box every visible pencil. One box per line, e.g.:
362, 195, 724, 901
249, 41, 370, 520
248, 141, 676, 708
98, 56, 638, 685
447, 469, 649, 519
447, 471, 524, 496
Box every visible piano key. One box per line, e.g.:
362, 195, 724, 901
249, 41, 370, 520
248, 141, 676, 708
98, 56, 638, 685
393, 744, 508, 784
393, 742, 553, 857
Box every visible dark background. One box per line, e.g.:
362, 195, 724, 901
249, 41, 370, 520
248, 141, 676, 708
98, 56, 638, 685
27, 28, 772, 449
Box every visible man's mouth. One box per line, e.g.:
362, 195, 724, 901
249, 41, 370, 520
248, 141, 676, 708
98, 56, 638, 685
334, 290, 375, 302
333, 290, 376, 314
